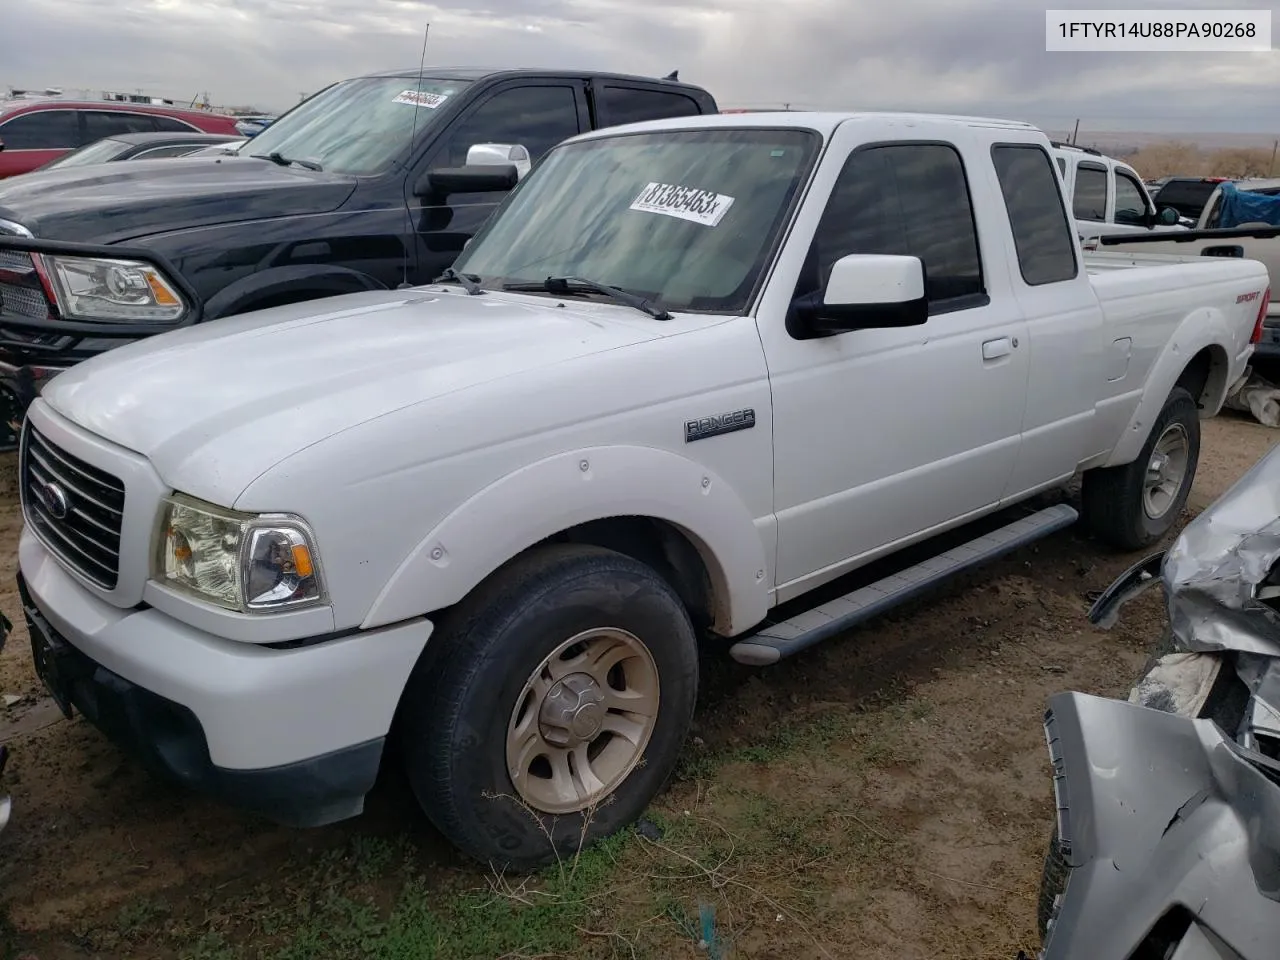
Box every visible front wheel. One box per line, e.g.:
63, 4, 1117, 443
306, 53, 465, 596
400, 544, 699, 870
1082, 386, 1200, 551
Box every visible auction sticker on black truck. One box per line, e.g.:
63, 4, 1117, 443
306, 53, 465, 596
629, 182, 735, 226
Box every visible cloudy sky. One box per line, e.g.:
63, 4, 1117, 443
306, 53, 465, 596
4, 0, 1280, 135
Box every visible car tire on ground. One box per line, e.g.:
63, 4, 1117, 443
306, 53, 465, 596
1081, 386, 1200, 551
399, 543, 699, 871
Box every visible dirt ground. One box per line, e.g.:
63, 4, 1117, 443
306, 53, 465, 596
1, 413, 1278, 960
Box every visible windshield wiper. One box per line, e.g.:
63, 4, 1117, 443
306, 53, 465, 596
501, 276, 670, 321
256, 151, 323, 172
433, 267, 483, 295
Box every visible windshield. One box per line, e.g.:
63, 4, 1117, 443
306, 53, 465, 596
41, 138, 129, 169
244, 76, 471, 175
453, 128, 819, 314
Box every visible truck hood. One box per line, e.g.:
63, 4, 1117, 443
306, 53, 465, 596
0, 157, 356, 243
40, 288, 665, 504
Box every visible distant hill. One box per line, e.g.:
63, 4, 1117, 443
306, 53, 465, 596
1048, 130, 1279, 155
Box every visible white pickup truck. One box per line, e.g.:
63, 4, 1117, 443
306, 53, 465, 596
1051, 141, 1184, 238
10, 111, 1270, 869
1091, 177, 1280, 359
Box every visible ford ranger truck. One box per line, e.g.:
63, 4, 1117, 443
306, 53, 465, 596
12, 111, 1270, 870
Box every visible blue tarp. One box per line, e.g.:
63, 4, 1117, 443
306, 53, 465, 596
1217, 181, 1280, 228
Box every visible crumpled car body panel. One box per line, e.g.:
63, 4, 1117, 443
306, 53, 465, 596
1164, 446, 1280, 657
1041, 691, 1280, 960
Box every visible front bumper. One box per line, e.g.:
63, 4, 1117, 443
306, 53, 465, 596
1041, 691, 1280, 959
17, 530, 432, 826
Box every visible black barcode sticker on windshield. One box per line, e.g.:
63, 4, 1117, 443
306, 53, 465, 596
393, 90, 449, 108
629, 182, 735, 226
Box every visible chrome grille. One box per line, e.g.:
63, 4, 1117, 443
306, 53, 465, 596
21, 423, 125, 589
0, 250, 63, 347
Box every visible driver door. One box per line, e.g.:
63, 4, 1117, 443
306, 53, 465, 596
759, 132, 1029, 598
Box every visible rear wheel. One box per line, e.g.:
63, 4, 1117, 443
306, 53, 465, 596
399, 544, 699, 870
1082, 387, 1200, 551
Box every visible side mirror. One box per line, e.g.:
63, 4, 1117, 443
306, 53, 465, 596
465, 142, 531, 180
412, 142, 532, 198
415, 164, 518, 198
791, 254, 928, 338
0, 138, 6, 154
1157, 206, 1180, 226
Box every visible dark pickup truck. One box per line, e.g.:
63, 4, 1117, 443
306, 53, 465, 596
0, 67, 718, 444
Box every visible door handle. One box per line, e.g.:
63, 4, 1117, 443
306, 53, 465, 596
982, 337, 1012, 360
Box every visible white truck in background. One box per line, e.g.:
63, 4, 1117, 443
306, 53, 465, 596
9, 111, 1269, 870
1051, 141, 1185, 239
1091, 177, 1280, 360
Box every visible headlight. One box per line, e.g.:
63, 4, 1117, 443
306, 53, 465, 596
154, 493, 324, 612
38, 254, 186, 323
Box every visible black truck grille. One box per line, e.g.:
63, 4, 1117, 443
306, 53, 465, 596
0, 250, 64, 348
21, 423, 125, 589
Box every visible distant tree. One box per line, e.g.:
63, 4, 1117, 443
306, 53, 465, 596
1209, 147, 1273, 178
1121, 141, 1277, 180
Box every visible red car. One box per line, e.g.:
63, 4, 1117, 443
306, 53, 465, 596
0, 99, 241, 178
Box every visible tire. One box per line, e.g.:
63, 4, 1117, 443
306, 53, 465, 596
400, 543, 699, 870
1082, 386, 1200, 551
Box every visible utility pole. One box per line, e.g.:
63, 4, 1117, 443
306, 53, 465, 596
1070, 118, 1080, 145
1269, 138, 1278, 177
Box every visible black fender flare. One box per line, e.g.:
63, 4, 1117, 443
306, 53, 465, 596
203, 265, 389, 320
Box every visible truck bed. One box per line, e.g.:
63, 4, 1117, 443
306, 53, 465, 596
1084, 250, 1267, 314
1082, 249, 1233, 273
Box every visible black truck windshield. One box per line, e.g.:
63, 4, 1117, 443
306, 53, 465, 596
453, 128, 820, 314
246, 77, 471, 176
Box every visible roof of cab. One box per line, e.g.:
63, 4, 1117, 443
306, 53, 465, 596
561, 110, 1042, 143
355, 66, 706, 89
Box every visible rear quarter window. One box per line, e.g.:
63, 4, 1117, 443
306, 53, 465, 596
151, 115, 200, 133
991, 143, 1079, 286
1071, 163, 1108, 221
600, 86, 702, 127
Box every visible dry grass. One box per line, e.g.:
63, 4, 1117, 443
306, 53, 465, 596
1117, 140, 1279, 179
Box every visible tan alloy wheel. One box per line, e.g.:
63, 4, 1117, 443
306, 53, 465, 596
1143, 422, 1190, 520
506, 627, 661, 815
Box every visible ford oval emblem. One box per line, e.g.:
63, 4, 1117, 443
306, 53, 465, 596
33, 479, 69, 520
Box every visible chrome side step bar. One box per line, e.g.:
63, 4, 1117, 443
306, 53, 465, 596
729, 504, 1080, 666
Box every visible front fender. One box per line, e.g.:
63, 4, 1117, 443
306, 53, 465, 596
1104, 307, 1232, 468
203, 264, 387, 320
362, 445, 771, 636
